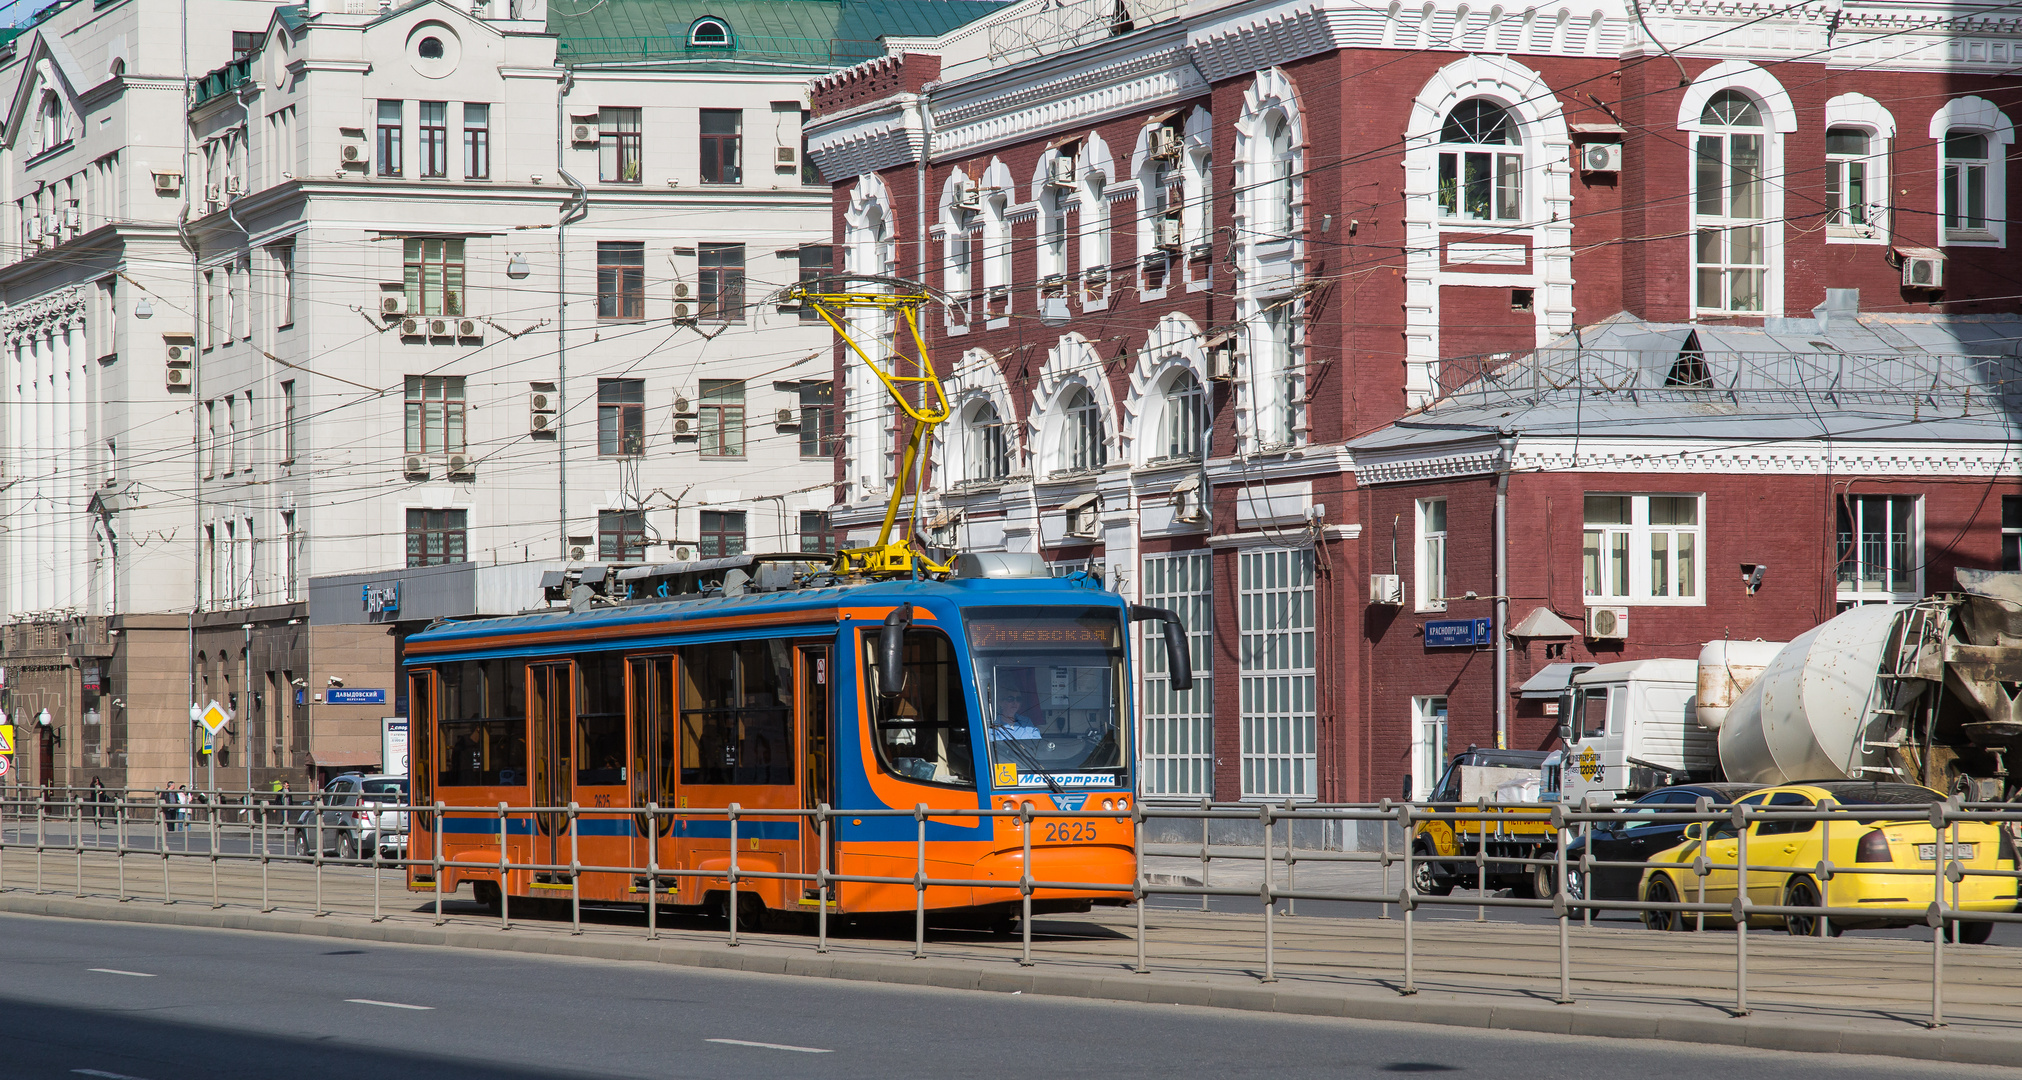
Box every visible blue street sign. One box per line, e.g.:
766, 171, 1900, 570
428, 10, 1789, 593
1425, 617, 1495, 648
327, 689, 388, 705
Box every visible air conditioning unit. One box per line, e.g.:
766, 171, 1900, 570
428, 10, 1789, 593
404, 455, 427, 476
166, 344, 193, 364
205, 185, 222, 205
400, 317, 422, 336
1208, 345, 1239, 382
152, 171, 183, 195
530, 391, 554, 414
775, 145, 798, 168
569, 545, 586, 561
531, 412, 553, 433
457, 318, 481, 339
225, 176, 244, 195
1149, 126, 1182, 160
380, 295, 406, 316
63, 203, 80, 231
672, 395, 695, 415
1065, 496, 1100, 539
1369, 573, 1404, 606
570, 122, 596, 145
672, 417, 693, 436
446, 454, 473, 478
1579, 141, 1623, 173
340, 142, 367, 166
671, 545, 695, 562
673, 282, 691, 299
165, 366, 190, 388
1048, 155, 1076, 187
953, 190, 981, 213
1586, 605, 1628, 640
428, 318, 451, 336
1155, 217, 1183, 250
672, 302, 692, 322
25, 217, 41, 243
1901, 249, 1946, 290
774, 407, 798, 427
43, 213, 60, 238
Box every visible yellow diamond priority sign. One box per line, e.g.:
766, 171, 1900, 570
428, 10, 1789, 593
199, 700, 232, 734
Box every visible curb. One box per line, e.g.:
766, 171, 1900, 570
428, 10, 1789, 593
1, 892, 2012, 1067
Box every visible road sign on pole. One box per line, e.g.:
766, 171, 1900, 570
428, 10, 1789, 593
199, 700, 232, 735
0, 755, 10, 778
0, 724, 12, 754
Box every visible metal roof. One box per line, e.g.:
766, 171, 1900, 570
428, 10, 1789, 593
1349, 302, 2022, 456
551, 0, 1007, 69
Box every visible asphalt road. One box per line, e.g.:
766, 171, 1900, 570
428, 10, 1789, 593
0, 913, 2012, 1080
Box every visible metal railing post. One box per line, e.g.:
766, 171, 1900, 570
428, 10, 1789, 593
1930, 800, 1950, 1028
1399, 801, 1417, 996
73, 797, 83, 898
646, 802, 659, 942
498, 803, 511, 931
209, 796, 220, 908
1378, 800, 1392, 919
259, 797, 270, 912
159, 802, 170, 904
914, 803, 928, 960
1819, 811, 1831, 939
727, 803, 741, 948
116, 797, 127, 903
817, 805, 831, 954
1475, 802, 1487, 922
35, 793, 44, 893
1133, 800, 1148, 975
569, 801, 582, 937
1555, 805, 1572, 1004
1694, 796, 1710, 933
1283, 800, 1297, 918
372, 808, 384, 923
1020, 801, 1034, 967
1734, 801, 1749, 1017
434, 802, 445, 926
1199, 798, 1210, 912
1261, 803, 1277, 984
314, 798, 326, 917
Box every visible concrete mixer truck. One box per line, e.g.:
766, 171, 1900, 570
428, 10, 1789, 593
1559, 568, 2022, 805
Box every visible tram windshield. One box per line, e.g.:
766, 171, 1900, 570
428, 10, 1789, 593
966, 607, 1126, 786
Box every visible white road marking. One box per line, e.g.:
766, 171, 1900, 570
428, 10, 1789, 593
73, 1069, 155, 1080
345, 998, 434, 1011
86, 969, 156, 978
706, 1038, 832, 1054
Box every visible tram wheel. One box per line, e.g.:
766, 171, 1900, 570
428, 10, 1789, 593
733, 893, 767, 933
472, 880, 501, 913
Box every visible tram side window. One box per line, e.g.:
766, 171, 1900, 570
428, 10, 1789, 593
577, 653, 627, 785
865, 628, 976, 788
679, 639, 794, 785
437, 658, 528, 787
409, 670, 433, 812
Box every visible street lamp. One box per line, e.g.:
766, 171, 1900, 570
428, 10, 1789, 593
36, 707, 56, 745
134, 298, 153, 320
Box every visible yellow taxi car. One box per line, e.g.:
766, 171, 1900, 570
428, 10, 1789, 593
1637, 781, 2019, 942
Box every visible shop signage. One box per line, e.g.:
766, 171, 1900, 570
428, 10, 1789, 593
362, 581, 402, 615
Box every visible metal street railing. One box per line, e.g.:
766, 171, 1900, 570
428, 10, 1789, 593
1, 787, 2017, 1030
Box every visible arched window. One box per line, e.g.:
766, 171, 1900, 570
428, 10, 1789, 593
1155, 370, 1204, 461
1929, 96, 2012, 247
1946, 130, 1991, 238
1692, 90, 1766, 313
963, 400, 1010, 482
1040, 153, 1071, 278
688, 18, 732, 47
1059, 386, 1107, 473
1825, 128, 1873, 230
1258, 115, 1295, 235
37, 93, 62, 153
1437, 98, 1520, 222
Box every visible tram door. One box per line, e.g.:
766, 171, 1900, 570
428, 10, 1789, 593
529, 662, 573, 879
797, 645, 833, 908
572, 655, 629, 898
672, 639, 801, 911
628, 656, 676, 879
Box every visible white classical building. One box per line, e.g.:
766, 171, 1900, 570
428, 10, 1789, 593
0, 0, 950, 790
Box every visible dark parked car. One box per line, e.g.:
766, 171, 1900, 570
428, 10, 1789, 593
1559, 783, 1760, 902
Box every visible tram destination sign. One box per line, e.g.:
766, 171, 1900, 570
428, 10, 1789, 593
969, 621, 1118, 649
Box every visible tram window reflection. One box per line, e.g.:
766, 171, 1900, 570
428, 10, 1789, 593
966, 608, 1125, 782
437, 658, 528, 786
865, 628, 976, 788
678, 639, 794, 785
577, 654, 627, 785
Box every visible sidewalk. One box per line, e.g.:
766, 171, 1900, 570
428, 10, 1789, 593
1, 844, 2017, 1067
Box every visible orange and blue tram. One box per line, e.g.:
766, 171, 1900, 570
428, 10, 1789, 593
402, 553, 1192, 922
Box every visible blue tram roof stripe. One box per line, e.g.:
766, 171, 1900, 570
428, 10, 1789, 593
403, 576, 1123, 664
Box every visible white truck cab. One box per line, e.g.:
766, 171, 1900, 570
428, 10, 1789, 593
1558, 659, 1713, 806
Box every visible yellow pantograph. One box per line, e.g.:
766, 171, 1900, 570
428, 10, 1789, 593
785, 275, 951, 578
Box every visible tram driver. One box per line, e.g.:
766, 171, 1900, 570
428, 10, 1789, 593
989, 683, 1043, 741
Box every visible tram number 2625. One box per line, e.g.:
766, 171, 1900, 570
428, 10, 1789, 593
1043, 821, 1098, 842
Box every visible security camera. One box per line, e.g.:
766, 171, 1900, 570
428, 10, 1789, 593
1740, 563, 1766, 595
291, 677, 307, 688
327, 676, 344, 688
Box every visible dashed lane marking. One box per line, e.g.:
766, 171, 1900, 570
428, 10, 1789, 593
345, 999, 434, 1011
86, 969, 156, 978
706, 1039, 833, 1054
73, 1069, 155, 1080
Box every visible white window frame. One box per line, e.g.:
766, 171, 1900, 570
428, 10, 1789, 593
1154, 369, 1205, 463
1678, 64, 1793, 317
1411, 696, 1449, 802
1239, 547, 1316, 801
1836, 493, 1922, 604
1140, 551, 1213, 798
962, 398, 1009, 483
1690, 91, 1770, 314
1822, 93, 1894, 244
1056, 384, 1106, 475
1931, 96, 2013, 248
1254, 113, 1296, 238
1582, 493, 1705, 606
1435, 98, 1524, 224
1247, 303, 1300, 451
1416, 498, 1448, 612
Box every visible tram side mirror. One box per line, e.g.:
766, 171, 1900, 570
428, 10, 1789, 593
1130, 605, 1192, 692
879, 603, 913, 696
1557, 691, 1575, 743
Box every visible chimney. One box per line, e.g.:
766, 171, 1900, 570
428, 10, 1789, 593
1812, 288, 1859, 332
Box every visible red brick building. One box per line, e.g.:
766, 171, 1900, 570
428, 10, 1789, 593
803, 0, 2022, 803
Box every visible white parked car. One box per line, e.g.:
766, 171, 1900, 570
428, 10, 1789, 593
292, 774, 410, 861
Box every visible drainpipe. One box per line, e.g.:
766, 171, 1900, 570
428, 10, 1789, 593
179, 0, 199, 790
1494, 433, 1518, 751
555, 71, 589, 559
